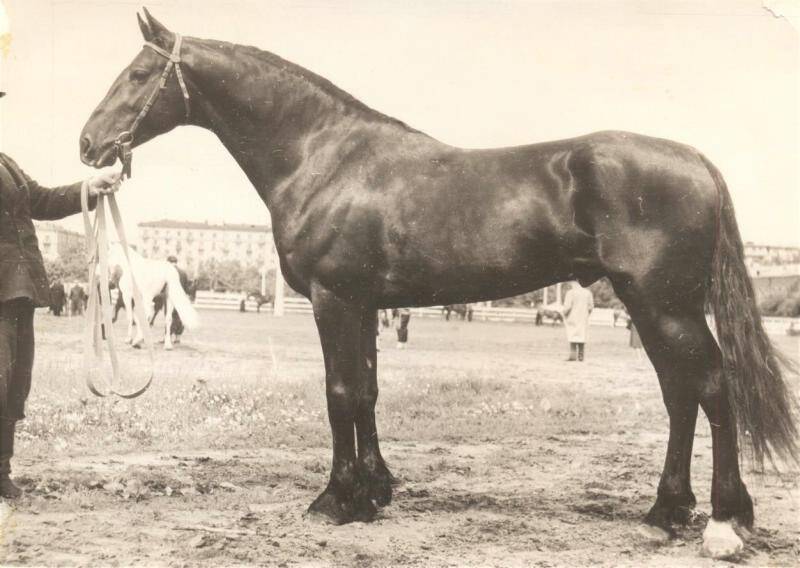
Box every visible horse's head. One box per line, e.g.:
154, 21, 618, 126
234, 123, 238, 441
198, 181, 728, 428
80, 8, 191, 168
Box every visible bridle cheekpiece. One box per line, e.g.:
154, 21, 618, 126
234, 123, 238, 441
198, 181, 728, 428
114, 32, 191, 178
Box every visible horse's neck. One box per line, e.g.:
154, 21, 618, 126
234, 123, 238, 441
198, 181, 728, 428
185, 38, 414, 211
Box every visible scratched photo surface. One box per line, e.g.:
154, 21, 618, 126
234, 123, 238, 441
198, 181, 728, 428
0, 1, 798, 566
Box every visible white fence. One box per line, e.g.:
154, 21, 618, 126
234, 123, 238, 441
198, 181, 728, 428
193, 292, 799, 335
194, 291, 266, 312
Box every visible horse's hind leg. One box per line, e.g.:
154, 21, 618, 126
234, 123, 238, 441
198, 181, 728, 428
163, 298, 174, 350
621, 300, 702, 530
356, 308, 394, 507
697, 351, 752, 558
616, 282, 751, 556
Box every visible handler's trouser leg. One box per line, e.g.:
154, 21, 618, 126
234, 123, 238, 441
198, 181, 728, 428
566, 342, 578, 361
577, 343, 585, 361
0, 420, 21, 498
0, 299, 35, 499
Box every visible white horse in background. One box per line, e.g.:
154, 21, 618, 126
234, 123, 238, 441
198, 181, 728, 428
106, 244, 199, 350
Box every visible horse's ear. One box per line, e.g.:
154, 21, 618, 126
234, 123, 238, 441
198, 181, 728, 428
141, 7, 172, 49
137, 12, 153, 42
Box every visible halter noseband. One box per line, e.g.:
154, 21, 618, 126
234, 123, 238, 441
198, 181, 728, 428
114, 33, 191, 178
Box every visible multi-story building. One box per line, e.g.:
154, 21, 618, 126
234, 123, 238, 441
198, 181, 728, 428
137, 219, 275, 272
743, 243, 800, 299
33, 221, 84, 261
744, 242, 800, 268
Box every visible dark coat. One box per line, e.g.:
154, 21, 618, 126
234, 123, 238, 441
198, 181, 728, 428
0, 153, 94, 307
49, 282, 66, 309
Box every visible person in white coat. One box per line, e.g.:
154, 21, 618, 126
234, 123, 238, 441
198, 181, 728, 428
562, 281, 594, 362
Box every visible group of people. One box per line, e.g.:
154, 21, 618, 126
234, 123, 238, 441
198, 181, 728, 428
48, 282, 88, 317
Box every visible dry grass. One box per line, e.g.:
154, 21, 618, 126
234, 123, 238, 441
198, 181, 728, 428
20, 311, 666, 456
20, 311, 798, 461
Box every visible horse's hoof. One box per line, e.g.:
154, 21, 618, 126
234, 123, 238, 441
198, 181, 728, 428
364, 462, 395, 507
164, 344, 173, 351
305, 485, 376, 525
701, 518, 744, 559
131, 341, 143, 350
644, 493, 698, 529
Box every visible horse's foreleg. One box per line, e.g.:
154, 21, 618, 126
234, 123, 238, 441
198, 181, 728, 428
306, 282, 376, 525
356, 307, 393, 507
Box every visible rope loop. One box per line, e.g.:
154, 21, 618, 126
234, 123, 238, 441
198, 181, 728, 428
81, 181, 155, 399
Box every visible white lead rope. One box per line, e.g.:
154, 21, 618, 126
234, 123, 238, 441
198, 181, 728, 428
81, 181, 154, 398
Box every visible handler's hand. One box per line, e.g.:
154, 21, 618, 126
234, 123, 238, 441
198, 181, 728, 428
87, 168, 123, 196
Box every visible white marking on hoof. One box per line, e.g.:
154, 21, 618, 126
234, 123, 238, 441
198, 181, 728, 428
164, 343, 173, 351
701, 518, 744, 559
637, 524, 670, 543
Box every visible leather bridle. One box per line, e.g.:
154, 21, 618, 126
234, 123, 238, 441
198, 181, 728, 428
114, 33, 191, 178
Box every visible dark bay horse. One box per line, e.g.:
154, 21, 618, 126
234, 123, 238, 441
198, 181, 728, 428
79, 10, 797, 558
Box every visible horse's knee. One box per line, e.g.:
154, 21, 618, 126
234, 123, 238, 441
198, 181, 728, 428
326, 381, 357, 413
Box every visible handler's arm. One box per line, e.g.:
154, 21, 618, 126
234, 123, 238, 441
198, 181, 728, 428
5, 156, 120, 220
1, 155, 90, 219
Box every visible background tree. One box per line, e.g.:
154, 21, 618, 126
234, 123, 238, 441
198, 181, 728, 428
759, 282, 800, 317
43, 242, 87, 283
589, 278, 623, 309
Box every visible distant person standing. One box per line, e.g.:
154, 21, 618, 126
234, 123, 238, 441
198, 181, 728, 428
48, 280, 66, 316
533, 301, 543, 326
562, 281, 594, 362
396, 307, 411, 349
627, 316, 644, 361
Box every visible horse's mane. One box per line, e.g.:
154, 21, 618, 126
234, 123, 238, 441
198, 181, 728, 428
199, 37, 423, 135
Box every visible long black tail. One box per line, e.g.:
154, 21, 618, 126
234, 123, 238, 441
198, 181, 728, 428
701, 154, 798, 467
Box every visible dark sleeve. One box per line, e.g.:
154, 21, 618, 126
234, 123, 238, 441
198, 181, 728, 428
3, 155, 97, 220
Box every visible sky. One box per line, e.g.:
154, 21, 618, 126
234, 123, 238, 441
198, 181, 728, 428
0, 0, 798, 246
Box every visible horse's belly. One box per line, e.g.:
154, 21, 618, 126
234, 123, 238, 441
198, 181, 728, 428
376, 246, 570, 307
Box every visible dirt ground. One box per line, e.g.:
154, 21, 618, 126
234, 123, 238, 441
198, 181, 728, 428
0, 311, 797, 567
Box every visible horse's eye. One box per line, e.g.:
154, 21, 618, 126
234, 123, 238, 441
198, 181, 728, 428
129, 69, 149, 83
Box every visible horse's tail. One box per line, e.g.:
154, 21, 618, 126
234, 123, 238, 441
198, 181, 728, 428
166, 266, 200, 329
701, 153, 798, 467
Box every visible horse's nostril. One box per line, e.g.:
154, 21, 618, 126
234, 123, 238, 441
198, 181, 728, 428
80, 134, 93, 157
